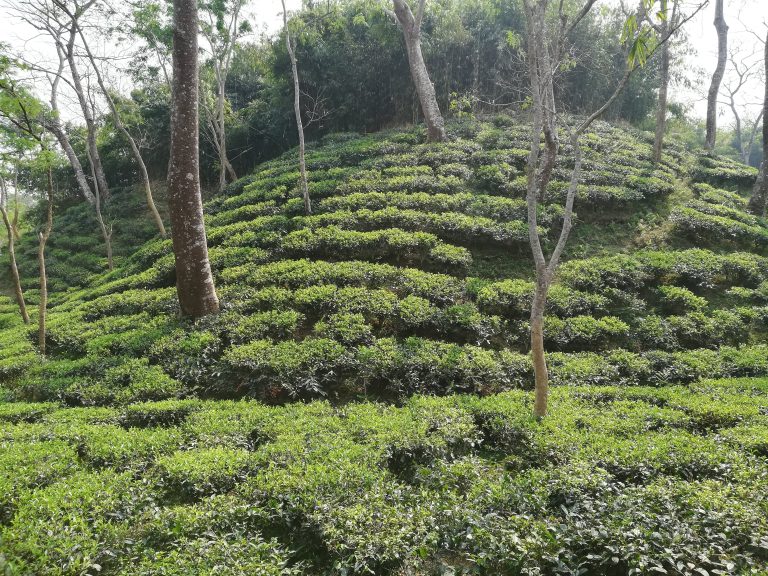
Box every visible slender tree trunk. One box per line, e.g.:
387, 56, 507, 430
743, 110, 764, 165
282, 0, 312, 215
47, 123, 96, 205
11, 166, 20, 241
0, 177, 28, 325
215, 77, 237, 193
47, 45, 96, 206
1, 209, 28, 324
471, 44, 480, 98
392, 0, 447, 142
87, 148, 114, 270
38, 167, 53, 355
76, 24, 167, 237
531, 280, 549, 418
749, 31, 768, 217
169, 0, 220, 318
728, 99, 746, 162
705, 0, 727, 151
653, 28, 670, 163
64, 22, 111, 202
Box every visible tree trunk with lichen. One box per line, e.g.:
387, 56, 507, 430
168, 0, 220, 318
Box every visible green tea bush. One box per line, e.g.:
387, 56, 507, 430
129, 533, 301, 576
0, 440, 79, 522
120, 399, 203, 428
76, 425, 185, 470
691, 154, 758, 187
282, 226, 472, 270
154, 447, 258, 499
670, 205, 768, 248
656, 285, 707, 314
65, 358, 183, 406
224, 338, 348, 400
0, 471, 156, 575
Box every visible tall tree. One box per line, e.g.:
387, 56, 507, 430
386, 0, 447, 142
37, 159, 53, 354
168, 0, 219, 317
705, 0, 728, 151
522, 0, 704, 417
0, 50, 51, 325
749, 29, 768, 217
281, 0, 311, 215
199, 0, 247, 193
649, 0, 681, 164
73, 15, 167, 237
56, 0, 112, 203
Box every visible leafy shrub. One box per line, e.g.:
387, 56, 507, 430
224, 338, 348, 400
121, 400, 203, 428
66, 358, 183, 406
656, 285, 707, 315
1, 471, 156, 575
154, 447, 258, 499
130, 534, 301, 576
76, 425, 184, 471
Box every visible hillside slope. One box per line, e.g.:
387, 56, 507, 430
1, 118, 768, 575
1, 117, 765, 404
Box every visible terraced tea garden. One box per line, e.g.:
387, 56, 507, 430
1, 118, 768, 574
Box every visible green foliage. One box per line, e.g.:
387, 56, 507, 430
155, 447, 258, 499
1, 383, 767, 574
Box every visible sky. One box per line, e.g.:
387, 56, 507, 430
0, 0, 766, 124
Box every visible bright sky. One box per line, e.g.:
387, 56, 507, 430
0, 0, 765, 124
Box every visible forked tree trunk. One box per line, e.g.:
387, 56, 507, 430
705, 0, 727, 151
38, 167, 53, 355
282, 0, 312, 215
749, 31, 768, 217
392, 0, 447, 142
76, 24, 167, 237
0, 178, 28, 324
168, 0, 220, 318
522, 0, 636, 417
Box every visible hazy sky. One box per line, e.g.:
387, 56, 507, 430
0, 0, 766, 124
